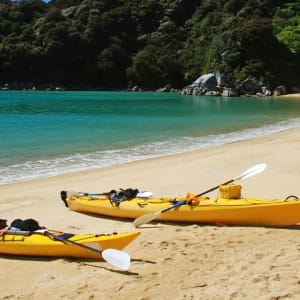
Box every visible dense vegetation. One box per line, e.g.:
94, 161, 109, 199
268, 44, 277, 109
0, 0, 299, 91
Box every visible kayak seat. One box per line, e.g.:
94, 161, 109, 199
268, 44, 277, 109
109, 188, 139, 207
55, 233, 74, 240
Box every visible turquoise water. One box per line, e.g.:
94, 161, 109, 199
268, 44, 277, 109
0, 90, 300, 184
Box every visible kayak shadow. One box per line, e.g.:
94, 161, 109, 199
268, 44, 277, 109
69, 211, 135, 224
81, 261, 140, 275
134, 221, 300, 230
0, 254, 127, 264
66, 210, 300, 230
0, 255, 143, 274
82, 257, 156, 275
272, 224, 300, 230
0, 254, 57, 262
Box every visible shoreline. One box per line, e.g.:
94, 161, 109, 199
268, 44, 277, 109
275, 93, 300, 98
1, 127, 300, 299
1, 88, 300, 97
1, 127, 300, 208
1, 116, 300, 186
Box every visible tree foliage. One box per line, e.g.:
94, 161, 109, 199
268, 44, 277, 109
0, 0, 299, 90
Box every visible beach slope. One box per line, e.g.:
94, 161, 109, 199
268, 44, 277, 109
0, 128, 300, 299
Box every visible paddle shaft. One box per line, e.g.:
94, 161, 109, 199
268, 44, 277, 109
44, 231, 131, 270
161, 200, 186, 213
195, 163, 266, 197
61, 191, 108, 208
45, 231, 103, 256
133, 200, 186, 227
78, 192, 107, 197
4, 230, 31, 236
61, 190, 152, 208
196, 179, 234, 197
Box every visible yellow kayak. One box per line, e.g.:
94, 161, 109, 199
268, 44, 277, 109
61, 187, 300, 227
0, 229, 140, 259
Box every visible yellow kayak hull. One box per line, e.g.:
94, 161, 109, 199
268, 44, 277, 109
0, 230, 140, 259
64, 195, 300, 227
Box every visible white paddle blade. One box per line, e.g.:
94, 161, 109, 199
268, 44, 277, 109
137, 191, 153, 198
133, 211, 161, 227
66, 191, 79, 197
102, 249, 131, 270
236, 163, 267, 181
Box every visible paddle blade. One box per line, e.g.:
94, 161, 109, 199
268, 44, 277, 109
137, 191, 153, 198
65, 191, 78, 197
235, 163, 267, 181
102, 249, 131, 270
133, 211, 161, 228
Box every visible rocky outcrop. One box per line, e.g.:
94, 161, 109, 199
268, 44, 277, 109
181, 73, 288, 97
181, 73, 221, 96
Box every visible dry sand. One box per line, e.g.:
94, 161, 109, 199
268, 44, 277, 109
0, 127, 300, 300
275, 93, 300, 99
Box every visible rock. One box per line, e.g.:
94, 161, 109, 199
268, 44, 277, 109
273, 85, 286, 96
237, 79, 262, 95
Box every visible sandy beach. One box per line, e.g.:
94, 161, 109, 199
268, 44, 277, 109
1, 127, 300, 299
275, 93, 300, 99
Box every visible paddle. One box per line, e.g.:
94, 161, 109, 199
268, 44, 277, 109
196, 163, 267, 197
72, 191, 106, 197
44, 231, 131, 270
133, 200, 186, 228
60, 190, 153, 207
133, 163, 267, 227
65, 190, 153, 198
60, 190, 107, 207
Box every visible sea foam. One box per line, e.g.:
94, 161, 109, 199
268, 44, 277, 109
1, 118, 299, 185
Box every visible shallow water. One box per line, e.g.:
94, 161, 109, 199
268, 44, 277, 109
0, 91, 299, 184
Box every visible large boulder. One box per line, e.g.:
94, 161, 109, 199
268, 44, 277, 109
190, 73, 218, 91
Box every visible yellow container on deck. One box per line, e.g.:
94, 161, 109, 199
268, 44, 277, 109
219, 184, 241, 199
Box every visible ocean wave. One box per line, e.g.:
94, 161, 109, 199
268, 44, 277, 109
1, 117, 299, 185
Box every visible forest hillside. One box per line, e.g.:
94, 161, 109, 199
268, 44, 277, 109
0, 0, 299, 91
